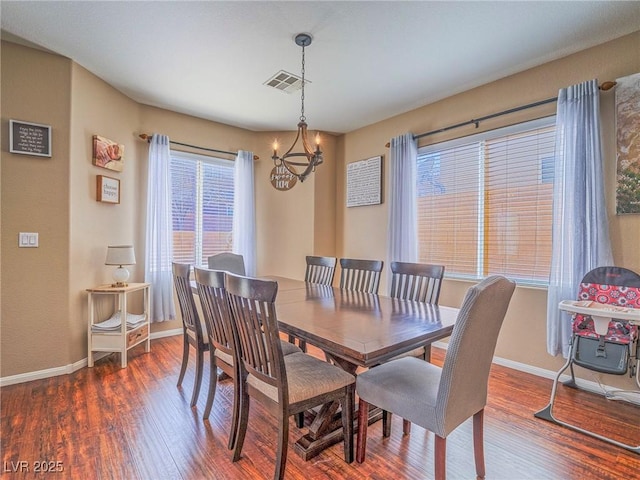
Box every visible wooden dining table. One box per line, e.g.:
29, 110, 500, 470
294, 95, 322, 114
265, 276, 459, 460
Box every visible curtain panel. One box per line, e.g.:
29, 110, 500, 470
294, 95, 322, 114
232, 150, 257, 276
144, 134, 176, 322
387, 133, 418, 292
546, 79, 613, 357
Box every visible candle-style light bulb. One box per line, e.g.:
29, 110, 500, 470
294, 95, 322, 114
272, 141, 278, 157
315, 133, 321, 146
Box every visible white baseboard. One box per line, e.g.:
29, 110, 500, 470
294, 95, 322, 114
433, 341, 640, 406
0, 329, 183, 387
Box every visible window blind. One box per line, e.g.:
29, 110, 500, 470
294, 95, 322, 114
417, 117, 555, 284
171, 151, 234, 266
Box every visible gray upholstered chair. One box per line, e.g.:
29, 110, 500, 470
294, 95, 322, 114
355, 275, 516, 480
305, 255, 337, 285
172, 262, 209, 407
225, 273, 355, 480
339, 258, 383, 294
207, 252, 246, 275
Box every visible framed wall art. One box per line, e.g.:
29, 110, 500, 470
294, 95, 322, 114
93, 135, 124, 172
9, 119, 52, 157
615, 72, 640, 214
346, 155, 383, 207
96, 175, 120, 204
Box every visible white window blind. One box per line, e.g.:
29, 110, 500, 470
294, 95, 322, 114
417, 117, 555, 285
170, 151, 235, 266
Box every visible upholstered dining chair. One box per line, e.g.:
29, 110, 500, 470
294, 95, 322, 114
193, 267, 241, 449
355, 275, 516, 480
207, 252, 246, 275
305, 255, 337, 286
339, 258, 383, 294
172, 262, 209, 407
225, 273, 356, 480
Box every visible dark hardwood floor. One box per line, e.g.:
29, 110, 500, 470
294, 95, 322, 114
2, 335, 638, 479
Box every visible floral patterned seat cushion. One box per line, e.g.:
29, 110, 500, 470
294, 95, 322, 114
572, 283, 640, 344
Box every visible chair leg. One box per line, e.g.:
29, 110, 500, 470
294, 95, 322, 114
228, 369, 241, 451
203, 353, 217, 420
191, 347, 204, 407
274, 411, 289, 480
356, 398, 369, 463
382, 410, 392, 438
295, 412, 304, 429
232, 387, 250, 462
177, 337, 189, 387
402, 419, 412, 435
435, 434, 446, 480
342, 385, 354, 463
473, 409, 486, 478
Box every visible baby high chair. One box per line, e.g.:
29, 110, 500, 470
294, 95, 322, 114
535, 266, 640, 454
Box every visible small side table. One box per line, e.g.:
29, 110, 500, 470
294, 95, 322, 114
87, 282, 151, 368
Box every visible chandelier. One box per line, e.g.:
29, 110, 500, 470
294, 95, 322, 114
272, 33, 323, 183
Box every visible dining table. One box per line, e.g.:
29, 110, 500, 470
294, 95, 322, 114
265, 276, 460, 460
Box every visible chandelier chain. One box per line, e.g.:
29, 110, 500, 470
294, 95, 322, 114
300, 42, 306, 122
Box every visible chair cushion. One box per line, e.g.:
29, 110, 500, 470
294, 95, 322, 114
186, 325, 209, 344
214, 348, 233, 365
356, 356, 443, 435
247, 352, 354, 405
386, 346, 425, 362
280, 339, 302, 356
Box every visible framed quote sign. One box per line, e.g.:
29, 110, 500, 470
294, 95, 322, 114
96, 175, 120, 204
9, 120, 52, 157
346, 156, 383, 207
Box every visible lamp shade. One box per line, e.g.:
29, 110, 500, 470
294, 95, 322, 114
105, 245, 136, 266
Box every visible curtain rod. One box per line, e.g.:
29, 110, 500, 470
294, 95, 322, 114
385, 80, 617, 147
138, 133, 259, 160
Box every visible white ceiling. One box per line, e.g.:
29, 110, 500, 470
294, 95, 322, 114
2, 1, 639, 134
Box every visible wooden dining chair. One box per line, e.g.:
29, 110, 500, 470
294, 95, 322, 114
207, 252, 246, 275
225, 273, 356, 480
172, 262, 209, 407
390, 261, 445, 303
355, 275, 516, 480
193, 267, 241, 449
305, 255, 337, 285
339, 258, 383, 294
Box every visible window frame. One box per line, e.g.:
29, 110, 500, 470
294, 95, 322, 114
416, 116, 556, 287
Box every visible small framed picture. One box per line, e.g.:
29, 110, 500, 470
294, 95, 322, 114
96, 175, 120, 204
93, 135, 124, 172
9, 120, 52, 157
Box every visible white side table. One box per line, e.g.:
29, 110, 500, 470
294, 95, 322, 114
87, 282, 151, 368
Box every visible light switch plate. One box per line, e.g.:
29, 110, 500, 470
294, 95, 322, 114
19, 232, 39, 248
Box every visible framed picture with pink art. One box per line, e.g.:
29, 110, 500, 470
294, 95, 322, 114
96, 175, 120, 204
93, 135, 124, 172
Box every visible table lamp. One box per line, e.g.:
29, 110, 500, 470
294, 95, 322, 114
105, 245, 136, 287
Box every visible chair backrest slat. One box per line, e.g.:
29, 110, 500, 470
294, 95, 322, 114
305, 256, 337, 286
339, 258, 383, 294
390, 262, 445, 303
208, 252, 246, 275
194, 268, 234, 356
172, 262, 204, 337
225, 274, 287, 396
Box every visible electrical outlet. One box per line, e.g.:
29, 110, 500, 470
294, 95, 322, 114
19, 232, 39, 248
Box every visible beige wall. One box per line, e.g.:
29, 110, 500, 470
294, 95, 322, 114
1, 43, 72, 375
336, 31, 640, 389
2, 32, 639, 387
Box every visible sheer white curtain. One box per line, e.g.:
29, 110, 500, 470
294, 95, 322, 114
144, 134, 176, 322
387, 133, 418, 292
232, 150, 257, 276
546, 79, 613, 357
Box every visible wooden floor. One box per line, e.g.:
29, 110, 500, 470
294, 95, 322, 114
2, 335, 639, 479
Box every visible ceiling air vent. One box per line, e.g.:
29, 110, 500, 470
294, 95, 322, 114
264, 70, 309, 94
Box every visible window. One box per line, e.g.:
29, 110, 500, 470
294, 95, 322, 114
170, 151, 235, 266
417, 117, 555, 285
